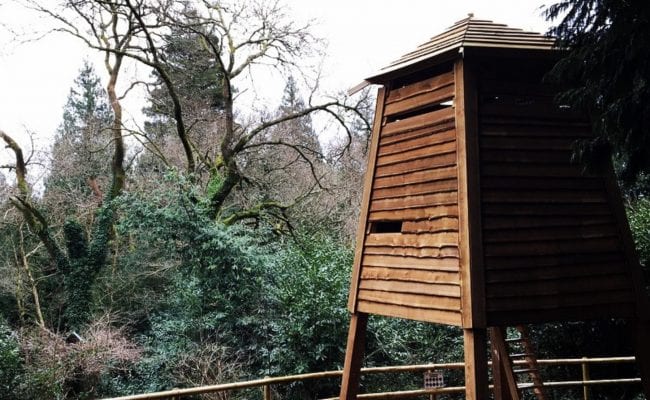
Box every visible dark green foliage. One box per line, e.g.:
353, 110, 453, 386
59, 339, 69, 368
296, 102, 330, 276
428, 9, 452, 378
531, 320, 640, 399
62, 209, 114, 330
266, 233, 351, 397
0, 319, 22, 399
545, 0, 650, 184
627, 199, 650, 292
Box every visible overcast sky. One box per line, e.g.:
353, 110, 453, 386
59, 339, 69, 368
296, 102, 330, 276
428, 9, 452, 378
0, 0, 550, 167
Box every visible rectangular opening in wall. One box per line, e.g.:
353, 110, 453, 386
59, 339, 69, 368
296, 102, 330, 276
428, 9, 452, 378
370, 221, 403, 234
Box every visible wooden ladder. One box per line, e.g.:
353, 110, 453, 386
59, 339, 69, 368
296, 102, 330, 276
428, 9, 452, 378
490, 325, 547, 400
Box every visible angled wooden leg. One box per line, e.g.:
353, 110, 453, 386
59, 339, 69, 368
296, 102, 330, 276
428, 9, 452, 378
340, 312, 368, 400
490, 327, 519, 400
464, 328, 489, 400
634, 319, 650, 399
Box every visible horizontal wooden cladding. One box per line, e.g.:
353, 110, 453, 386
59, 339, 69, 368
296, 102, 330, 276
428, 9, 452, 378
483, 223, 618, 243
481, 124, 592, 138
482, 163, 589, 178
365, 232, 458, 248
371, 179, 457, 200
486, 274, 632, 298
486, 261, 627, 283
483, 203, 611, 216
401, 217, 459, 233
375, 152, 457, 178
481, 149, 574, 164
362, 254, 459, 271
364, 245, 459, 258
481, 176, 603, 191
386, 71, 454, 104
357, 300, 462, 326
484, 252, 623, 270
369, 191, 458, 212
480, 101, 582, 120
369, 204, 459, 222
381, 107, 455, 137
481, 117, 590, 130
360, 279, 460, 298
384, 83, 454, 117
480, 136, 577, 151
361, 266, 459, 285
380, 122, 455, 147
486, 290, 635, 312
483, 189, 608, 205
358, 289, 461, 312
480, 79, 559, 97
376, 141, 456, 167
378, 129, 456, 158
483, 215, 614, 230
373, 166, 458, 189
484, 237, 621, 257
488, 303, 635, 325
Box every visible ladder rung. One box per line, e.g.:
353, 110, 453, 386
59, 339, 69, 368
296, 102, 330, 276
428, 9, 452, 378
510, 353, 534, 358
513, 368, 538, 374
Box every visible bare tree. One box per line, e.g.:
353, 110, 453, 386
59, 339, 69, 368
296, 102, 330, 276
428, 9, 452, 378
22, 0, 370, 224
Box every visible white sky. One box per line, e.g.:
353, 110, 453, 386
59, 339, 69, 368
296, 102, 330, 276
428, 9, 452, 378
0, 0, 550, 168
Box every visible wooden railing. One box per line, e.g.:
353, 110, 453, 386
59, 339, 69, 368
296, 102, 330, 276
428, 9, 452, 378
103, 356, 641, 400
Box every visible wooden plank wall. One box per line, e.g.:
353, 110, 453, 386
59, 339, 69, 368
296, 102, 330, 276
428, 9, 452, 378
478, 78, 637, 325
354, 69, 464, 326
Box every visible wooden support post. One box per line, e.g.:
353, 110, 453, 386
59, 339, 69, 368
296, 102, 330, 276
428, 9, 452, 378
490, 328, 519, 400
634, 319, 650, 399
464, 328, 489, 400
340, 313, 369, 400
263, 378, 272, 400
581, 358, 590, 400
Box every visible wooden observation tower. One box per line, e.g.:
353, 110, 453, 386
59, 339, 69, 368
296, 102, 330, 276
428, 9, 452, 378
340, 16, 650, 399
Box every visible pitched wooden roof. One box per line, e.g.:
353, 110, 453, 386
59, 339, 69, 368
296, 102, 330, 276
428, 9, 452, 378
350, 16, 556, 93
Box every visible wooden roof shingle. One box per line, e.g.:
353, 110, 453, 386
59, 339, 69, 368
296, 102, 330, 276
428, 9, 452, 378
350, 15, 556, 93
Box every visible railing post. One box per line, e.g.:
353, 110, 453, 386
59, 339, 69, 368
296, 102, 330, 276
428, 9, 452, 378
581, 357, 590, 400
262, 376, 272, 400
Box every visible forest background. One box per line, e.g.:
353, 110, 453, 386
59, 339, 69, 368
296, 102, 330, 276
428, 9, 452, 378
0, 1, 649, 399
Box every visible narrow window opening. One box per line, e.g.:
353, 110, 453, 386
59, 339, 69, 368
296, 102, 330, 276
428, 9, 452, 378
385, 101, 453, 123
370, 221, 403, 234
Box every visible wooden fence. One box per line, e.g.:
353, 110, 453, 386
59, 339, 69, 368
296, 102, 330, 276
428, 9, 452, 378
103, 356, 641, 400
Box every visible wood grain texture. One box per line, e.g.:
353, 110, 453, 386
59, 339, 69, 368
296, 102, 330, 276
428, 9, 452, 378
339, 313, 368, 400
362, 254, 460, 271
386, 71, 454, 103
360, 266, 460, 284
464, 328, 490, 400
358, 289, 461, 311
353, 68, 462, 324
455, 59, 486, 328
348, 88, 387, 311
373, 166, 458, 189
356, 300, 462, 325
478, 76, 639, 323
371, 179, 457, 200
369, 204, 459, 221
378, 129, 456, 156
363, 246, 459, 259
359, 279, 461, 297
384, 83, 454, 117
381, 107, 454, 136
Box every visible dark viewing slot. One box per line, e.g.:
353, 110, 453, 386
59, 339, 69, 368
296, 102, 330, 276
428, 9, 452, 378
370, 221, 403, 233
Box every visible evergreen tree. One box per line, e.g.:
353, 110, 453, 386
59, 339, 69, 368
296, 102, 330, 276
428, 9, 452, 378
545, 0, 650, 187
45, 61, 113, 213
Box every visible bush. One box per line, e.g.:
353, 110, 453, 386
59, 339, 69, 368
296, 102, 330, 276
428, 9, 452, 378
0, 319, 22, 400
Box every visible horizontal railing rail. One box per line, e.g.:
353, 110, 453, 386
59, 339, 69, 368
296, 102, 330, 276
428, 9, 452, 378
103, 356, 640, 400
